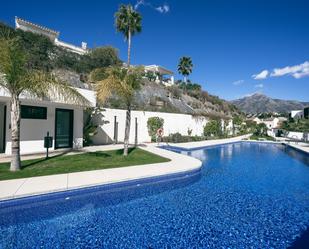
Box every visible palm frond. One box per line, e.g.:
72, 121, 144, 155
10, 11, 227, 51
115, 4, 142, 39
95, 66, 142, 106
23, 70, 90, 106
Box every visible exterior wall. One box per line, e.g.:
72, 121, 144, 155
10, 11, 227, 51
253, 117, 261, 124
1, 99, 84, 155
285, 131, 308, 141
290, 110, 304, 119
92, 108, 208, 144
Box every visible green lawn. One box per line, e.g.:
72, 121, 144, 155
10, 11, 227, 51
0, 148, 170, 181
249, 134, 275, 141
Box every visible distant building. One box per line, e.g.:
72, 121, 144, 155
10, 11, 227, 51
15, 17, 88, 55
289, 110, 304, 119
144, 65, 174, 86
252, 116, 286, 129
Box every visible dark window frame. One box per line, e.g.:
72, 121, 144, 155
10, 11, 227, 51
54, 108, 74, 149
21, 105, 47, 120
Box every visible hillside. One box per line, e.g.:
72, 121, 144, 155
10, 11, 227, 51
231, 93, 309, 114
0, 21, 240, 119
55, 68, 240, 118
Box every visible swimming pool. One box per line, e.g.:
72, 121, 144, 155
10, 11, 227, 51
0, 142, 309, 248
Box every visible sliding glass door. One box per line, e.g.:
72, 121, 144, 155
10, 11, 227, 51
55, 109, 73, 149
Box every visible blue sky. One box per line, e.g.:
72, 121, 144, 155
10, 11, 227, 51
1, 0, 309, 101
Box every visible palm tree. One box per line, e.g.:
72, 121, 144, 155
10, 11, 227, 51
0, 37, 88, 171
93, 66, 142, 156
178, 56, 193, 83
115, 4, 142, 66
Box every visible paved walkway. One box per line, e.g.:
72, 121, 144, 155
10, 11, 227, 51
0, 145, 202, 200
166, 134, 251, 149
283, 142, 309, 154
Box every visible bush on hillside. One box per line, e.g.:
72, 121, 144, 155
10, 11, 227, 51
0, 22, 121, 74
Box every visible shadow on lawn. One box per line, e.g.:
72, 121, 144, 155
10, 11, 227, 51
19, 148, 136, 170
20, 151, 72, 169
115, 147, 136, 155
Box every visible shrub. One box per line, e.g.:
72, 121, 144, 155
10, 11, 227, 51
163, 133, 205, 143
145, 71, 157, 82
204, 120, 221, 137
147, 117, 164, 141
253, 123, 267, 136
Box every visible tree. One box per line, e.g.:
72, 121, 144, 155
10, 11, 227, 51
204, 120, 221, 137
93, 66, 143, 156
177, 56, 193, 83
232, 116, 243, 135
147, 117, 164, 141
145, 71, 157, 82
89, 46, 121, 69
115, 4, 142, 66
254, 123, 268, 136
0, 37, 88, 171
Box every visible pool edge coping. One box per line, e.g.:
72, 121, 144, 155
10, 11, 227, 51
0, 145, 203, 202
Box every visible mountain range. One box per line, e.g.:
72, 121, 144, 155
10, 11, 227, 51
231, 93, 309, 114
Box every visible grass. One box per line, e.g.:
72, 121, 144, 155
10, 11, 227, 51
249, 134, 275, 141
0, 148, 170, 181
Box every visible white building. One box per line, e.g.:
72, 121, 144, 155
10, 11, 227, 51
0, 86, 96, 155
15, 17, 88, 55
144, 65, 174, 86
289, 110, 304, 119
262, 118, 280, 129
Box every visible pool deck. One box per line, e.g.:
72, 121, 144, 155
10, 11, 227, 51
166, 134, 251, 149
0, 144, 202, 201
1, 134, 308, 201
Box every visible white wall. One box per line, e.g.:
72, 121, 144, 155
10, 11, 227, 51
285, 131, 307, 141
92, 108, 209, 144
3, 100, 83, 155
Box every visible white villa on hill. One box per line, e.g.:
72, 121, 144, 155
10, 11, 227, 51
144, 65, 174, 86
15, 17, 88, 55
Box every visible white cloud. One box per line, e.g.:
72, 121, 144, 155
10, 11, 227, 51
232, 79, 244, 85
252, 70, 269, 80
135, 1, 170, 14
134, 0, 145, 9
155, 4, 170, 13
254, 83, 264, 88
271, 61, 309, 79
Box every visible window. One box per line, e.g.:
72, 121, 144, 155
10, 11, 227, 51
21, 105, 47, 119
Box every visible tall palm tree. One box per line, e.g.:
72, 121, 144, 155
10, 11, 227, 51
115, 4, 142, 66
178, 56, 193, 83
93, 66, 142, 156
0, 37, 88, 171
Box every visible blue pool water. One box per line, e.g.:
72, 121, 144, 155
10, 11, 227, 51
1, 142, 309, 248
